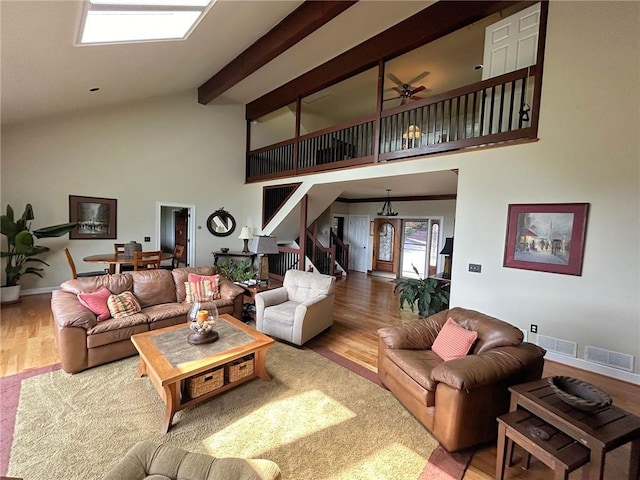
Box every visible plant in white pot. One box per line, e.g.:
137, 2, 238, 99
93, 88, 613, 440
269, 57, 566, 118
1, 204, 76, 303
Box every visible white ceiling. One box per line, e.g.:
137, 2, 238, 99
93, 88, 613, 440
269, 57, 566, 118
1, 0, 458, 198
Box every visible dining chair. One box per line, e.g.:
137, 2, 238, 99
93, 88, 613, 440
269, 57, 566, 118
114, 243, 135, 271
64, 248, 107, 280
133, 250, 162, 271
161, 244, 185, 270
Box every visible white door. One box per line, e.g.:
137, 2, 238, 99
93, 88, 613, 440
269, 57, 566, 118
482, 2, 540, 133
347, 215, 369, 273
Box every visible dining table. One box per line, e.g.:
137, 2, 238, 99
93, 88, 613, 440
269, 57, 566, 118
83, 252, 172, 274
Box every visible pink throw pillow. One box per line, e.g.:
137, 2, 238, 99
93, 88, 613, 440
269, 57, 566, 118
431, 317, 478, 362
77, 286, 112, 321
187, 273, 220, 299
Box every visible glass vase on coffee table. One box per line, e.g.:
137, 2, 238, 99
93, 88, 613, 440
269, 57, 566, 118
187, 299, 219, 345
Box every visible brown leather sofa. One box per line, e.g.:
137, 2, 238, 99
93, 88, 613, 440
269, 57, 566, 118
51, 266, 245, 374
377, 307, 546, 452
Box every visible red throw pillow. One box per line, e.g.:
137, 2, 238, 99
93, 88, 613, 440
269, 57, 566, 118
431, 317, 478, 361
77, 286, 112, 321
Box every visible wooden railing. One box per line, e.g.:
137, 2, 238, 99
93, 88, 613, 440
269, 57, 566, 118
246, 66, 538, 182
268, 245, 301, 283
330, 230, 349, 274
305, 230, 336, 276
379, 67, 536, 160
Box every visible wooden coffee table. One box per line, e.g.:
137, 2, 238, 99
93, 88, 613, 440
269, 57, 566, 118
131, 314, 274, 433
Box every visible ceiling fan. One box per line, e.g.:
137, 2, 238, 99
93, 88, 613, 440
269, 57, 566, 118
384, 71, 430, 105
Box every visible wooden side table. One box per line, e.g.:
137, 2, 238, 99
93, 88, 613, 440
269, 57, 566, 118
507, 378, 640, 480
239, 282, 283, 322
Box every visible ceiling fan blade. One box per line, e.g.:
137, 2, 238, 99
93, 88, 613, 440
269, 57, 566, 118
383, 96, 402, 102
400, 97, 407, 105
392, 86, 404, 95
409, 85, 426, 96
387, 73, 404, 87
407, 71, 429, 85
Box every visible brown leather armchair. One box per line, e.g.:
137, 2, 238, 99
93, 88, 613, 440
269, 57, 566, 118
377, 307, 546, 452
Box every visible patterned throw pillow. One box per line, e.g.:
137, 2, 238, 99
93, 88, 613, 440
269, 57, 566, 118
184, 280, 217, 303
187, 273, 221, 299
78, 286, 112, 321
107, 291, 142, 319
431, 317, 478, 362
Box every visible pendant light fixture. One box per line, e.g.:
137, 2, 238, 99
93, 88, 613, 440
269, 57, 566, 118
377, 189, 398, 216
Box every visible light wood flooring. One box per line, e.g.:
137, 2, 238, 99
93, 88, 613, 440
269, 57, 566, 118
1, 272, 638, 479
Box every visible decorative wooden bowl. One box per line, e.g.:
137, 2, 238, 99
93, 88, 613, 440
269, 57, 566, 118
220, 247, 230, 253
187, 331, 219, 345
547, 376, 612, 412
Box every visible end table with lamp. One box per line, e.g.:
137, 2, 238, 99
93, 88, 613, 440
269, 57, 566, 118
249, 235, 279, 285
238, 226, 252, 254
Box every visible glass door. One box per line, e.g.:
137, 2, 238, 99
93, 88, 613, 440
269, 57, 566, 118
400, 219, 440, 278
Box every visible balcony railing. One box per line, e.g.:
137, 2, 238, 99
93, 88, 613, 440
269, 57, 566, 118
246, 66, 538, 182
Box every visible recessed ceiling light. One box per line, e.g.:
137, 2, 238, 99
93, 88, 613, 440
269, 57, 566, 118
78, 0, 215, 45
89, 87, 100, 92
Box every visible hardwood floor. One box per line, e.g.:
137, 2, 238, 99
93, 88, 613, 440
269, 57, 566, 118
1, 271, 638, 479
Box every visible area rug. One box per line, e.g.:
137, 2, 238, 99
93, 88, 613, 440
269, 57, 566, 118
3, 343, 443, 480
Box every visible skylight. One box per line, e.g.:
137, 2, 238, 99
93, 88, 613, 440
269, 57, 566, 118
78, 0, 214, 45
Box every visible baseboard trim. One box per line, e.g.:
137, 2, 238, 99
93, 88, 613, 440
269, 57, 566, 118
18, 286, 57, 296
544, 351, 640, 385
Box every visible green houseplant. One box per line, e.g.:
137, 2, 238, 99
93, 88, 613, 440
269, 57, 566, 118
1, 204, 77, 289
393, 265, 450, 317
216, 259, 255, 283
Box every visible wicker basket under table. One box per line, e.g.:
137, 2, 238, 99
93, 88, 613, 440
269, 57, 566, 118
228, 355, 255, 383
187, 367, 224, 398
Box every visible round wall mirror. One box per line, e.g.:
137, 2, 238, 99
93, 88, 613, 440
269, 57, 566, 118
207, 208, 236, 237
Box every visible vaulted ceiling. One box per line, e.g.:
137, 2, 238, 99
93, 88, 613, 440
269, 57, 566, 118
0, 0, 431, 126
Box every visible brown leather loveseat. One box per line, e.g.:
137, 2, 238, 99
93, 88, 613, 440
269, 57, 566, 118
377, 307, 546, 452
51, 266, 244, 374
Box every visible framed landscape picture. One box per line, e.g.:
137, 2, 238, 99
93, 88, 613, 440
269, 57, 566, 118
69, 195, 117, 239
503, 203, 589, 276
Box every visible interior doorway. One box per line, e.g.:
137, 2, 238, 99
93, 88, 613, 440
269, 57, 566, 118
156, 202, 196, 267
346, 215, 369, 273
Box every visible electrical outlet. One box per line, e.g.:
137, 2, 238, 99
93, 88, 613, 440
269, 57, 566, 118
530, 324, 538, 333
468, 263, 482, 273
144, 236, 150, 242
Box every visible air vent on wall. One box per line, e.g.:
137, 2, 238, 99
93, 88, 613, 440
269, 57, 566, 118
536, 334, 577, 357
584, 345, 634, 372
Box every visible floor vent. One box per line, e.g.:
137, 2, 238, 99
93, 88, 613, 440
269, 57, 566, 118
536, 334, 577, 357
584, 345, 635, 372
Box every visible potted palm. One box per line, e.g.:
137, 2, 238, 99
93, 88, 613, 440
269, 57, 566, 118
393, 265, 450, 317
1, 204, 77, 303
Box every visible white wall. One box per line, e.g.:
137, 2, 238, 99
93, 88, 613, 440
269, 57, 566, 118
1, 91, 247, 290
451, 1, 639, 375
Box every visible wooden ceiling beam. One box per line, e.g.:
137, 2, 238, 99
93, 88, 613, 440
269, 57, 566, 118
247, 0, 531, 120
198, 1, 358, 105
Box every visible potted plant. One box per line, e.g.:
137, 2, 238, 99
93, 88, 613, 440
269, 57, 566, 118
1, 204, 76, 303
216, 259, 255, 283
393, 265, 450, 317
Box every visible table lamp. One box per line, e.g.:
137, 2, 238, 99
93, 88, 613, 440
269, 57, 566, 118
250, 235, 279, 284
439, 237, 454, 279
238, 226, 252, 253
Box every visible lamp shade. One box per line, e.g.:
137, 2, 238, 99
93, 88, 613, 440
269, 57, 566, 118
439, 237, 454, 255
238, 226, 252, 240
250, 235, 279, 254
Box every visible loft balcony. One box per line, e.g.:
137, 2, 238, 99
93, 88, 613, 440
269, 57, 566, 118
247, 65, 539, 182
245, 2, 546, 184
